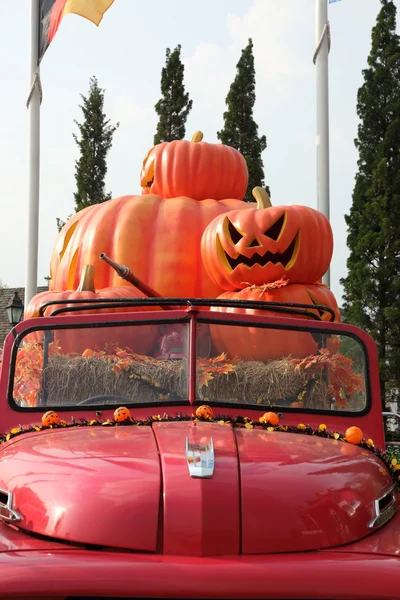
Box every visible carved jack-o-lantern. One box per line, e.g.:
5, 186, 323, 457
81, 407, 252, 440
114, 406, 131, 423
201, 187, 333, 290
140, 131, 248, 201
42, 411, 60, 426
210, 282, 341, 361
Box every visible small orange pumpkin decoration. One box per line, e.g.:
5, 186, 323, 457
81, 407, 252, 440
49, 195, 249, 299
196, 405, 213, 419
24, 265, 158, 356
260, 411, 279, 426
114, 406, 131, 422
345, 426, 363, 445
42, 411, 60, 426
140, 131, 248, 201
201, 187, 333, 290
209, 282, 340, 361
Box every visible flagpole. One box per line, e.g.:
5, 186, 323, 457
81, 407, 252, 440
25, 0, 41, 306
315, 0, 331, 287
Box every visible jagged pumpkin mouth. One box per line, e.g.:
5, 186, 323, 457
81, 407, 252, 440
216, 231, 300, 272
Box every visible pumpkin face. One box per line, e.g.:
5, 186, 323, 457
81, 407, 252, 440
114, 406, 131, 422
25, 265, 159, 355
201, 187, 333, 290
42, 411, 60, 426
209, 283, 340, 361
195, 405, 213, 419
140, 131, 248, 201
49, 194, 250, 298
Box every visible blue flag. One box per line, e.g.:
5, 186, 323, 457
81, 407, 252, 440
329, 0, 341, 3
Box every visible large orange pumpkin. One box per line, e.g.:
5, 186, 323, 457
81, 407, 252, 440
201, 187, 333, 290
140, 131, 248, 201
49, 194, 249, 297
25, 265, 159, 355
209, 282, 341, 361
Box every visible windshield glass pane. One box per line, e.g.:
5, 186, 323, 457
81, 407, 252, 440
196, 322, 367, 413
12, 320, 367, 413
13, 323, 189, 408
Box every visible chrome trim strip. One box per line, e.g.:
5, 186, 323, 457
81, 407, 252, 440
369, 483, 397, 528
0, 488, 21, 523
186, 437, 215, 478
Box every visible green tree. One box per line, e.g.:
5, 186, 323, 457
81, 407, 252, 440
340, 0, 400, 408
73, 76, 119, 212
217, 38, 269, 202
154, 45, 193, 144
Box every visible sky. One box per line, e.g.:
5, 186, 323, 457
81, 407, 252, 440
0, 0, 398, 304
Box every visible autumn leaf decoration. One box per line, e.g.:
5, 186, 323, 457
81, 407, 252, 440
291, 348, 365, 409
82, 344, 154, 374
14, 340, 61, 407
197, 353, 238, 389
240, 277, 289, 295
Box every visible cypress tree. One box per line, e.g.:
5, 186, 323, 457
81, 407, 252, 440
341, 0, 400, 408
217, 38, 269, 202
154, 45, 193, 144
73, 76, 119, 212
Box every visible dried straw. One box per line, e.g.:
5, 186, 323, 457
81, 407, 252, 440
43, 353, 329, 409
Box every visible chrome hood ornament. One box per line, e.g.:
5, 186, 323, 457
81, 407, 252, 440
186, 437, 215, 478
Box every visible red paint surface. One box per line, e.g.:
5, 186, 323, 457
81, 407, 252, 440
328, 509, 400, 557
0, 427, 160, 550
237, 428, 392, 553
0, 546, 398, 599
153, 421, 240, 556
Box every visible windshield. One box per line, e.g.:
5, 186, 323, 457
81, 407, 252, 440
11, 318, 367, 413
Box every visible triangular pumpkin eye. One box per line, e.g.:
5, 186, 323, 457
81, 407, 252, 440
228, 219, 243, 245
264, 213, 285, 241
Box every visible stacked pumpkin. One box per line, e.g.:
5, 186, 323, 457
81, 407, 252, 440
200, 187, 340, 361
47, 131, 251, 299
24, 132, 253, 354
25, 131, 340, 362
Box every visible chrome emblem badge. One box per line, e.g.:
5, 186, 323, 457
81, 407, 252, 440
186, 437, 215, 478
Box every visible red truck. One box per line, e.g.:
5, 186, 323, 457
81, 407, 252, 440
0, 295, 398, 599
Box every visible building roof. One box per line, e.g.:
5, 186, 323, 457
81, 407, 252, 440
0, 287, 48, 346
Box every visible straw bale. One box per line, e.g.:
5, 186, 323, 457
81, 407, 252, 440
43, 353, 329, 409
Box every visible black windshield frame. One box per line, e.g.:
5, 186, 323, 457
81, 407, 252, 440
7, 306, 371, 417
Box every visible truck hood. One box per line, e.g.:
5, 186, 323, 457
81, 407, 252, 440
0, 421, 393, 555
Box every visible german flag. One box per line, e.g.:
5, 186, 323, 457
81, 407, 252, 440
39, 0, 115, 63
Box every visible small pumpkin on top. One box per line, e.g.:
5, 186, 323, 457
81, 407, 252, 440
140, 131, 248, 201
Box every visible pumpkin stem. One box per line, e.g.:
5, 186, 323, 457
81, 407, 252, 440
191, 131, 204, 143
252, 186, 272, 210
77, 264, 96, 293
